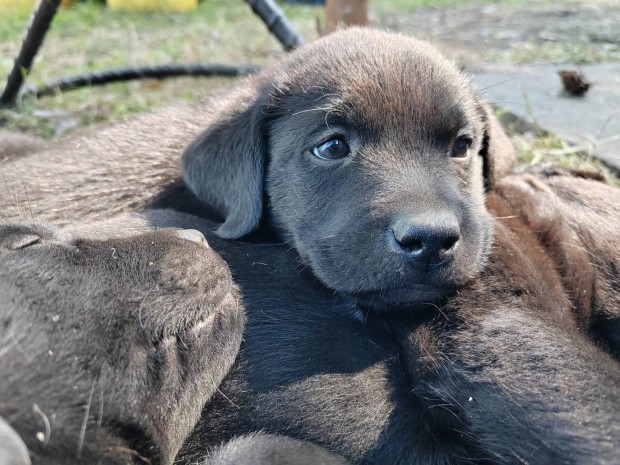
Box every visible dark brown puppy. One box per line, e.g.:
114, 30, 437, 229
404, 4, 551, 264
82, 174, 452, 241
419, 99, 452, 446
0, 223, 244, 465
182, 28, 515, 307
0, 28, 514, 309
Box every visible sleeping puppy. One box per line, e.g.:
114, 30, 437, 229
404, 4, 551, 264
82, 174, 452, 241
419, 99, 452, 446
0, 28, 515, 310
181, 28, 515, 308
0, 223, 244, 465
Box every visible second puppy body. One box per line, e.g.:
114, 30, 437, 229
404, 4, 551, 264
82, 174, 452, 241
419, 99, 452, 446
2, 169, 618, 464
0, 223, 244, 464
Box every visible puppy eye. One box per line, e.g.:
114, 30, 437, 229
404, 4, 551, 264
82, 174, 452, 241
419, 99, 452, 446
450, 137, 472, 158
312, 137, 350, 160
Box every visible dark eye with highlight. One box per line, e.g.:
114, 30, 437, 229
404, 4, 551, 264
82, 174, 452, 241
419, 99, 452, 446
312, 137, 350, 160
450, 137, 472, 158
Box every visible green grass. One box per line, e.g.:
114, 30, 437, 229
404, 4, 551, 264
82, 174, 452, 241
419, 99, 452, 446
511, 131, 619, 185
0, 8, 30, 43
0, 0, 323, 137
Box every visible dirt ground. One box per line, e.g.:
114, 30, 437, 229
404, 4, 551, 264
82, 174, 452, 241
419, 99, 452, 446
377, 0, 620, 66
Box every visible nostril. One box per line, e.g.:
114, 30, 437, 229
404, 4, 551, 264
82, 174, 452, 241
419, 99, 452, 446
441, 234, 459, 252
395, 233, 424, 253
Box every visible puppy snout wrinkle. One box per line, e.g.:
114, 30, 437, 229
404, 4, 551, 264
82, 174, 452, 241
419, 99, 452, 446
392, 214, 460, 270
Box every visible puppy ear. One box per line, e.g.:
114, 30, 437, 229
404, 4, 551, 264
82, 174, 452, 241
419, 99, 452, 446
477, 102, 515, 190
182, 77, 271, 239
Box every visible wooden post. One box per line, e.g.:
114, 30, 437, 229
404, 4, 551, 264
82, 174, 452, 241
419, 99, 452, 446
325, 0, 368, 34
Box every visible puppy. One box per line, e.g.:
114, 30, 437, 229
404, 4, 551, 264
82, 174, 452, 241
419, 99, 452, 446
0, 222, 244, 465
0, 218, 350, 465
0, 28, 515, 309
181, 28, 515, 308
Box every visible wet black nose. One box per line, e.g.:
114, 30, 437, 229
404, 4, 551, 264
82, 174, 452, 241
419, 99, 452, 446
392, 214, 460, 270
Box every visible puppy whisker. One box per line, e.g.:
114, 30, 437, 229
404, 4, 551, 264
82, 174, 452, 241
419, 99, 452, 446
77, 378, 97, 457
291, 105, 336, 118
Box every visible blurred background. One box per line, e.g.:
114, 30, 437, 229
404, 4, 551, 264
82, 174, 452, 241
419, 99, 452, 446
1, 0, 619, 176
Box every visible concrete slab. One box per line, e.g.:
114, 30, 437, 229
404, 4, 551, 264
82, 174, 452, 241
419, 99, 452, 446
472, 63, 620, 170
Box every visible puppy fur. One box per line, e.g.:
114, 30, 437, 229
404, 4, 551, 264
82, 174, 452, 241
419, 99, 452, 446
1, 28, 515, 309
0, 131, 45, 163
176, 170, 620, 465
0, 223, 244, 465
3, 167, 619, 464
206, 433, 351, 465
494, 166, 620, 358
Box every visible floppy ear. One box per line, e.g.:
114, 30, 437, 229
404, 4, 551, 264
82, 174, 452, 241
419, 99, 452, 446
182, 76, 272, 239
477, 102, 515, 190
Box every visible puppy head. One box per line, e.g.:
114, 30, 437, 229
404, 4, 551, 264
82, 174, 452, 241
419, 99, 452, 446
0, 222, 243, 464
183, 28, 515, 309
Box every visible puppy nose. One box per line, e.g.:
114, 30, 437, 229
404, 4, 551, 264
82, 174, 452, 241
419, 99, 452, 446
392, 214, 460, 269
